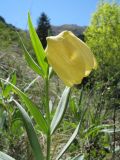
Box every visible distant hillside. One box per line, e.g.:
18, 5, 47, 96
0, 17, 31, 53
0, 17, 36, 89
52, 24, 87, 40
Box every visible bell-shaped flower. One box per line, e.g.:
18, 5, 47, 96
45, 31, 97, 87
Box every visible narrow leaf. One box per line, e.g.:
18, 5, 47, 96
13, 99, 44, 160
0, 151, 15, 160
56, 106, 88, 160
24, 76, 40, 92
28, 13, 48, 76
100, 128, 120, 133
17, 32, 44, 76
56, 122, 80, 160
0, 78, 48, 134
51, 87, 71, 135
72, 154, 84, 160
0, 111, 7, 129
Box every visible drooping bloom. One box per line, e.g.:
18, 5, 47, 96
45, 31, 97, 87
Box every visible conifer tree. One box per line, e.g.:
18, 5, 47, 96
0, 16, 6, 23
36, 12, 52, 49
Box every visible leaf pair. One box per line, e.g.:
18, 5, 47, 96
0, 78, 48, 134
0, 78, 46, 160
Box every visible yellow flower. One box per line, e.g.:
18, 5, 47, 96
45, 31, 97, 87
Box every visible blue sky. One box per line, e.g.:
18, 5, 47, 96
0, 0, 99, 29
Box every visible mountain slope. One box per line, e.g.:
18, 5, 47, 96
52, 24, 86, 35
52, 24, 87, 40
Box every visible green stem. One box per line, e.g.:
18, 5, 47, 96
45, 77, 51, 160
45, 78, 50, 123
46, 129, 51, 160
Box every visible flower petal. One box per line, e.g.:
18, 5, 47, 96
46, 31, 97, 86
